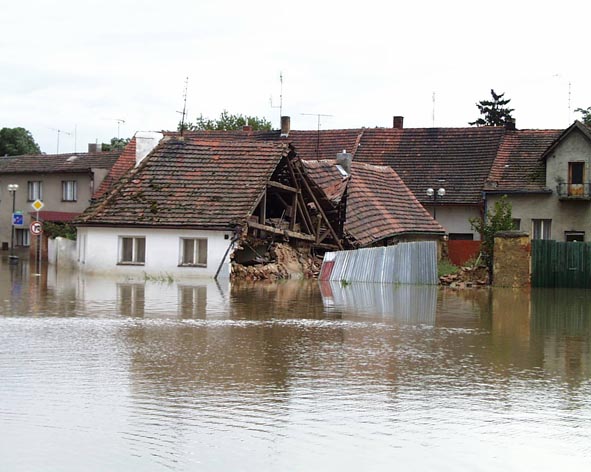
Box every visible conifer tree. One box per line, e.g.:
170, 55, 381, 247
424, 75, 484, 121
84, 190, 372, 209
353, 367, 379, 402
469, 89, 515, 126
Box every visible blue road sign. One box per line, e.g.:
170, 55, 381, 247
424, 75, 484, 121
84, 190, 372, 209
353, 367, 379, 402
12, 212, 23, 226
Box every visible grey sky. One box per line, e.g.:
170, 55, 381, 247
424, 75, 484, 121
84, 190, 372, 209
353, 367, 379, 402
1, 0, 589, 154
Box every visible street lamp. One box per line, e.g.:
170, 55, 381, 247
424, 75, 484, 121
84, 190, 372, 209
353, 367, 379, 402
426, 186, 445, 219
8, 184, 18, 264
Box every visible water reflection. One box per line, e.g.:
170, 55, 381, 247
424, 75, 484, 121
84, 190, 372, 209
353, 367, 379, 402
1, 257, 591, 471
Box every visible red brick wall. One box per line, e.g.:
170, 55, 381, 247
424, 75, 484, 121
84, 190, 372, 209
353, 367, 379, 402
447, 240, 481, 266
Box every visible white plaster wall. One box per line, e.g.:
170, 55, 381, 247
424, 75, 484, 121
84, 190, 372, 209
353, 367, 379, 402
48, 237, 77, 269
423, 204, 482, 240
77, 226, 234, 278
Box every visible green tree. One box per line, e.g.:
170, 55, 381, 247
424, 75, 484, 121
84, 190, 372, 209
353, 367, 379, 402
179, 110, 272, 131
101, 137, 130, 152
575, 107, 591, 126
0, 127, 41, 156
469, 89, 515, 127
469, 195, 514, 280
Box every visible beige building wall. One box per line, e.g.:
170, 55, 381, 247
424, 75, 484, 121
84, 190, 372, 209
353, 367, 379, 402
424, 204, 482, 240
0, 172, 96, 248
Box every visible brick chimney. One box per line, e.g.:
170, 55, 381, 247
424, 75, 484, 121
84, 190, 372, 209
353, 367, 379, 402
393, 116, 404, 129
280, 116, 290, 137
505, 118, 516, 131
242, 125, 253, 132
88, 143, 102, 153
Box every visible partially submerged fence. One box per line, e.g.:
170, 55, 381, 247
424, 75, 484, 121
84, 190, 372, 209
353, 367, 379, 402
531, 239, 591, 288
319, 241, 438, 285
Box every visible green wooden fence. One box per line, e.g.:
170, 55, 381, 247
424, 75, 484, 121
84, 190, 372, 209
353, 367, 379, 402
531, 240, 591, 288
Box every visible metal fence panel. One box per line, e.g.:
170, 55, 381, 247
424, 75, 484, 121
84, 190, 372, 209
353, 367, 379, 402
320, 241, 438, 285
532, 239, 591, 288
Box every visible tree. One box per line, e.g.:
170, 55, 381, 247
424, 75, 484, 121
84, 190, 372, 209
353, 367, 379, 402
101, 137, 130, 152
179, 109, 272, 132
0, 127, 41, 156
469, 89, 515, 127
575, 107, 591, 126
469, 195, 514, 280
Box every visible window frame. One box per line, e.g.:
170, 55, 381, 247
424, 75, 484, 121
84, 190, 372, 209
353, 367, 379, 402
118, 236, 146, 265
61, 180, 78, 202
27, 181, 43, 202
532, 219, 552, 240
179, 237, 208, 267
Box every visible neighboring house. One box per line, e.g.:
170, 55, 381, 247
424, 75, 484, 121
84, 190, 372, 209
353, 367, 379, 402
302, 156, 444, 247
485, 121, 588, 242
0, 150, 120, 249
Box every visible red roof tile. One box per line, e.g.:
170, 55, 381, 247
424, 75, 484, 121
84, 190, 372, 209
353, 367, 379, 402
78, 138, 289, 230
485, 129, 561, 192
93, 138, 137, 199
303, 159, 444, 247
0, 151, 120, 174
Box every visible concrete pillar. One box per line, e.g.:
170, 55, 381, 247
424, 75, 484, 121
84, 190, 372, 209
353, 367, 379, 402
493, 231, 530, 288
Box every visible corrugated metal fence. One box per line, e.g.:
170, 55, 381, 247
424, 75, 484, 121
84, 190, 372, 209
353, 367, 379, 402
532, 239, 591, 288
320, 241, 438, 285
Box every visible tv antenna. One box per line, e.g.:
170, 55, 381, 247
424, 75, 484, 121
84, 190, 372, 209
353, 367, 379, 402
49, 127, 72, 154
301, 112, 333, 159
177, 76, 189, 136
270, 71, 284, 123
432, 91, 436, 127
113, 118, 126, 139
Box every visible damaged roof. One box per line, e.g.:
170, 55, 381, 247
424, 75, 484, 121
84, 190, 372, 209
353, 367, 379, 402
303, 160, 445, 247
77, 137, 290, 230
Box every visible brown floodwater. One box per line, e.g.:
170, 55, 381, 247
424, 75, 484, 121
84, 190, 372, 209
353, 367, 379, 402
0, 254, 590, 471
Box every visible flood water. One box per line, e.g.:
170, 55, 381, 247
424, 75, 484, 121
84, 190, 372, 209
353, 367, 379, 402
1, 255, 590, 471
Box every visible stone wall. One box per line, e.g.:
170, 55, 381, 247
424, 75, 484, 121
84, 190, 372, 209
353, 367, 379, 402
493, 231, 531, 288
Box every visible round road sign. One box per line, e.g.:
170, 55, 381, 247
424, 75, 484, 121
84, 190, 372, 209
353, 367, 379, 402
30, 221, 43, 236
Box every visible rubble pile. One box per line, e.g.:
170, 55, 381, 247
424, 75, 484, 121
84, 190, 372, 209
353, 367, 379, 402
231, 243, 321, 281
439, 264, 489, 288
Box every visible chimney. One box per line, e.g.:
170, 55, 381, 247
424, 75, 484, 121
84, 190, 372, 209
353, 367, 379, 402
505, 118, 516, 131
242, 125, 253, 132
135, 131, 164, 167
280, 116, 290, 137
393, 116, 404, 129
336, 149, 352, 175
88, 143, 102, 153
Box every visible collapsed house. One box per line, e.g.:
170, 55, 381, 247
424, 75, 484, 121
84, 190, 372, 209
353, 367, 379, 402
75, 135, 443, 279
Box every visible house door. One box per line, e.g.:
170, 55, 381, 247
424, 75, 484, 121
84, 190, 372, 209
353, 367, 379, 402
568, 162, 584, 196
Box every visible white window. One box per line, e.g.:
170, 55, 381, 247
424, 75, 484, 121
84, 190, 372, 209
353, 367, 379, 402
532, 219, 552, 240
27, 181, 42, 201
62, 180, 77, 201
180, 238, 207, 266
15, 228, 30, 246
119, 236, 145, 264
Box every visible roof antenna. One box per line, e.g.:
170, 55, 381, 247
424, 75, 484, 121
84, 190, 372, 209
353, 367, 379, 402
270, 71, 284, 126
49, 127, 72, 154
301, 112, 333, 160
177, 76, 189, 136
432, 92, 436, 127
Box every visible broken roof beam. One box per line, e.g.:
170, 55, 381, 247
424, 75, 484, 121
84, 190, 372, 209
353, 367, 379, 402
248, 221, 316, 242
267, 180, 298, 193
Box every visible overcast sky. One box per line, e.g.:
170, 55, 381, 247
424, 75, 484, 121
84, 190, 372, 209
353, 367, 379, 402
1, 0, 589, 154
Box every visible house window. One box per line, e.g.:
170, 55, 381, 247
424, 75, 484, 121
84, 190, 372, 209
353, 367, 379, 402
27, 181, 43, 201
569, 162, 584, 185
62, 180, 77, 201
532, 219, 552, 240
119, 236, 145, 264
512, 219, 521, 230
565, 231, 585, 242
180, 238, 207, 266
15, 228, 30, 247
